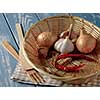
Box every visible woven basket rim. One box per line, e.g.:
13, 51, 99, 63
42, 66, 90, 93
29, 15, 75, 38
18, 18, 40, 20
22, 15, 100, 81
25, 15, 100, 40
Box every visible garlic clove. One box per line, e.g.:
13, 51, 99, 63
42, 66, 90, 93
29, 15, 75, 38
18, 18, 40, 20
55, 38, 64, 46
57, 41, 63, 52
54, 39, 64, 52
60, 38, 68, 53
61, 38, 74, 53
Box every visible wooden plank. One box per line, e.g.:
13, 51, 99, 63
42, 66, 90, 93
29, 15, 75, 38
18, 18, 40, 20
0, 14, 19, 86
18, 13, 39, 34
2, 13, 19, 51
0, 13, 38, 87
4, 13, 39, 48
4, 13, 41, 87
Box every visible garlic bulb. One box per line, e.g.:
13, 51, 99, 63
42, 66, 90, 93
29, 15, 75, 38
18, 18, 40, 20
54, 37, 74, 53
54, 24, 74, 54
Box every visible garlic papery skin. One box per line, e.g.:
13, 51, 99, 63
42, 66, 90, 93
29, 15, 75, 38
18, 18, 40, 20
61, 37, 74, 53
54, 39, 64, 52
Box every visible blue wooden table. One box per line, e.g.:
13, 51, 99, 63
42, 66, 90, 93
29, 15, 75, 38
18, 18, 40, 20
0, 13, 100, 87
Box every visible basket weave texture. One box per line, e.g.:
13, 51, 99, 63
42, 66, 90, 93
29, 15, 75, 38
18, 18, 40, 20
21, 15, 100, 84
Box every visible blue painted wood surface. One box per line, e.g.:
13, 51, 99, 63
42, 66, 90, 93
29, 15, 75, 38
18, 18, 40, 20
0, 13, 100, 86
0, 14, 18, 86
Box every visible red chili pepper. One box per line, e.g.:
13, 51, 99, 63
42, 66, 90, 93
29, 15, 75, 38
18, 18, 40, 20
56, 54, 96, 62
55, 63, 85, 72
54, 54, 96, 72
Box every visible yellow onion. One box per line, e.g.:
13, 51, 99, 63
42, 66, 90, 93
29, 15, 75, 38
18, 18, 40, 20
76, 29, 96, 53
37, 32, 58, 47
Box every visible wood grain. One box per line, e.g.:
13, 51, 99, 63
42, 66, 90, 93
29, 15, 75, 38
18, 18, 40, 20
0, 14, 18, 86
0, 13, 41, 87
2, 41, 19, 61
3, 13, 19, 51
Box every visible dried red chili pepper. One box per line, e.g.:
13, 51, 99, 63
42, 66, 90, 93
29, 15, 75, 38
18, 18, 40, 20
54, 54, 96, 72
55, 63, 85, 71
56, 54, 96, 62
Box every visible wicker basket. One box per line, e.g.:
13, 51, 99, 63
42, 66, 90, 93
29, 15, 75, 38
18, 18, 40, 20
20, 15, 100, 84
